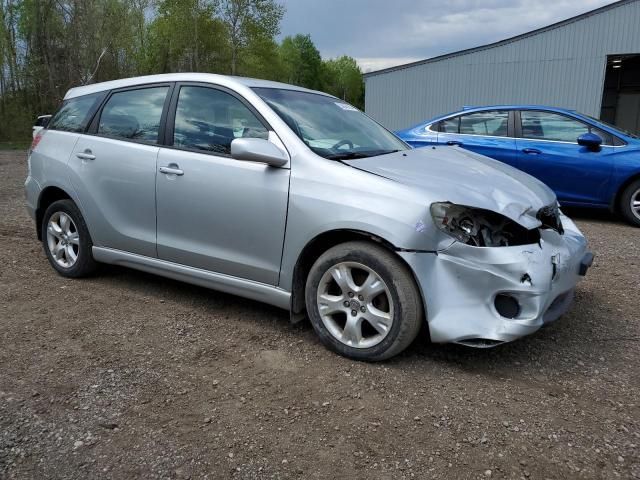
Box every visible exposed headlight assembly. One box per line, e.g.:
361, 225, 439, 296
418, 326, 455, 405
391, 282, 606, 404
430, 202, 540, 247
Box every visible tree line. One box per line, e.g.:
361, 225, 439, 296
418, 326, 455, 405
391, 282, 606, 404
0, 0, 364, 142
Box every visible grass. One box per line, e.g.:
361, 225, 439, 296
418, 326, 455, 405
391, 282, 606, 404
0, 140, 31, 150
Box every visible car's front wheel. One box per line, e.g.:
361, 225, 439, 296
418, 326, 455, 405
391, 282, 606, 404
305, 241, 423, 361
620, 179, 640, 227
42, 199, 98, 277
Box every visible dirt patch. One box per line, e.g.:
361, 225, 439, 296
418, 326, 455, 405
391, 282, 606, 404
1, 150, 638, 479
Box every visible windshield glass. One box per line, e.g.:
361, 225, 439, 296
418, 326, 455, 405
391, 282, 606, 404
583, 114, 639, 139
253, 87, 408, 159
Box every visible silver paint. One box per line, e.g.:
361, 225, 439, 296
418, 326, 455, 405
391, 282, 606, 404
92, 247, 291, 310
25, 73, 591, 347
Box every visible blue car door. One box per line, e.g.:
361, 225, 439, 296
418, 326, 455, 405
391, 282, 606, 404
436, 110, 518, 167
515, 110, 615, 206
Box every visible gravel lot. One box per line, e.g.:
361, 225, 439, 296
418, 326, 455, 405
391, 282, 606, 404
1, 149, 638, 479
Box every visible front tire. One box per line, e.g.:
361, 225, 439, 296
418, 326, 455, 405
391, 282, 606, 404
42, 199, 98, 277
305, 241, 423, 361
620, 180, 640, 227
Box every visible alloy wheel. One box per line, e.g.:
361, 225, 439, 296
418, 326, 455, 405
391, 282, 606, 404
316, 261, 394, 349
632, 188, 640, 221
46, 212, 80, 268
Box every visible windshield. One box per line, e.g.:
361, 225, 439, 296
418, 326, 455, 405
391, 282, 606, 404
253, 87, 408, 159
583, 114, 639, 139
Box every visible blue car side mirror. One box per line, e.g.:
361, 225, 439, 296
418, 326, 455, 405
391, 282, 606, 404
577, 132, 603, 151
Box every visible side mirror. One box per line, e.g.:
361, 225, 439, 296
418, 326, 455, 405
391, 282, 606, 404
231, 138, 288, 167
577, 132, 602, 151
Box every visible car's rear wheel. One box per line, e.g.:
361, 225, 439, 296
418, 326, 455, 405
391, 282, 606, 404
42, 199, 98, 277
305, 241, 423, 361
620, 179, 640, 227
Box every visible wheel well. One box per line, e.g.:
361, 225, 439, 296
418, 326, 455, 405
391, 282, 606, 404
290, 230, 400, 317
613, 173, 640, 212
36, 187, 72, 240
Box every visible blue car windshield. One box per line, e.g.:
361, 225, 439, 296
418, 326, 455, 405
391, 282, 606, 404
583, 114, 638, 139
253, 87, 408, 159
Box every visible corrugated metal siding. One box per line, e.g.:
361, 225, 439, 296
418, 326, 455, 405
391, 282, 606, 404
365, 0, 640, 130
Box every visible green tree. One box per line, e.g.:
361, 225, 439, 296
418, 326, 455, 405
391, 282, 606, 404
146, 0, 228, 74
279, 34, 322, 89
219, 0, 284, 75
0, 0, 364, 143
322, 55, 364, 108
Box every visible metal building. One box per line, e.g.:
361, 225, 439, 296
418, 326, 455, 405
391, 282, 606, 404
364, 0, 640, 134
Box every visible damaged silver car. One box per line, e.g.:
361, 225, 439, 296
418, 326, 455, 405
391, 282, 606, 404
25, 73, 593, 361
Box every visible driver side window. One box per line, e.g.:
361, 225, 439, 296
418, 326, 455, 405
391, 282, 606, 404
173, 86, 268, 155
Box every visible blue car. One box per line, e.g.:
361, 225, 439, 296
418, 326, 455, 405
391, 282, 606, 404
396, 106, 640, 226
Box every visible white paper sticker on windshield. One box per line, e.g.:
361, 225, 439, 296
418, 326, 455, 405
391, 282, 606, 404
335, 102, 359, 111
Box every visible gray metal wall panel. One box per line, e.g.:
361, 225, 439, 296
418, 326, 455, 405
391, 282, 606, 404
365, 0, 640, 130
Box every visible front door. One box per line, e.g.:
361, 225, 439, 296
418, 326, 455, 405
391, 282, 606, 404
156, 84, 290, 285
515, 110, 614, 205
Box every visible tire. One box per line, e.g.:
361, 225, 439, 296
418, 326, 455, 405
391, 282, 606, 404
305, 241, 424, 361
42, 199, 98, 277
620, 179, 640, 227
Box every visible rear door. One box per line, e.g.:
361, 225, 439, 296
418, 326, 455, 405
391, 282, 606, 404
155, 83, 290, 285
515, 110, 615, 205
68, 84, 172, 257
436, 110, 518, 167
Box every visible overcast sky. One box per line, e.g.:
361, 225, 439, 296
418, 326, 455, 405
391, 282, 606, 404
278, 0, 618, 72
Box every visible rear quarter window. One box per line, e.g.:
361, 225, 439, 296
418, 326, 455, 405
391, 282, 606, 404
48, 92, 105, 133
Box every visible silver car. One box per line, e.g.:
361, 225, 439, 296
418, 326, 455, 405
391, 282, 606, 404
25, 73, 593, 361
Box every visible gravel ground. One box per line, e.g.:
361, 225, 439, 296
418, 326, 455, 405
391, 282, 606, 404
0, 149, 638, 479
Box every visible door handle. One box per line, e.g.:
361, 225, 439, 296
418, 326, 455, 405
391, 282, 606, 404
522, 148, 541, 155
159, 165, 184, 176
446, 140, 463, 146
76, 150, 96, 160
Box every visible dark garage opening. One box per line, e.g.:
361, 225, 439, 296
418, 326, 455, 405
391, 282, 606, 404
600, 54, 640, 135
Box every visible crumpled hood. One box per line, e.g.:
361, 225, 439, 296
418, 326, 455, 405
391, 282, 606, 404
345, 146, 557, 229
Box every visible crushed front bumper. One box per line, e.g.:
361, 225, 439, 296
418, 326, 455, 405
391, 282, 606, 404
399, 215, 591, 346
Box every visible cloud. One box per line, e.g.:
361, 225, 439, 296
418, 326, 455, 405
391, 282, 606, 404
278, 0, 617, 71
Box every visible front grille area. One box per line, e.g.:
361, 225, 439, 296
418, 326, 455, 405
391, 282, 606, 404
537, 204, 564, 234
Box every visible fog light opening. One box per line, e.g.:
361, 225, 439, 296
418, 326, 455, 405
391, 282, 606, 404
495, 294, 521, 319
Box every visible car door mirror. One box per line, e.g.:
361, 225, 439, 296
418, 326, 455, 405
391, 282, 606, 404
231, 138, 288, 167
577, 132, 602, 152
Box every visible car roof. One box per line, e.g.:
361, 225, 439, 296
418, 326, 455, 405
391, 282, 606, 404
64, 73, 330, 100
422, 105, 582, 126
405, 104, 639, 141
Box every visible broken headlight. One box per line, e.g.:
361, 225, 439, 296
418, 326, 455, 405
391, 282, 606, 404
430, 202, 540, 247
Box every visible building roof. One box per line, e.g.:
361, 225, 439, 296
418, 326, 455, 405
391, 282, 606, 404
363, 0, 636, 78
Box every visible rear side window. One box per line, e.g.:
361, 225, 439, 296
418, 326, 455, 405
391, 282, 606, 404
98, 87, 169, 143
460, 111, 509, 137
48, 92, 105, 133
172, 86, 268, 155
438, 117, 459, 133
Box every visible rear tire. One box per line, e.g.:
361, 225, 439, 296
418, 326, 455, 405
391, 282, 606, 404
305, 241, 423, 361
42, 199, 98, 277
620, 180, 640, 227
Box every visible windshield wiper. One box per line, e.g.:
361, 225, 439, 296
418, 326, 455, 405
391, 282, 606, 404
326, 152, 372, 160
326, 149, 402, 160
